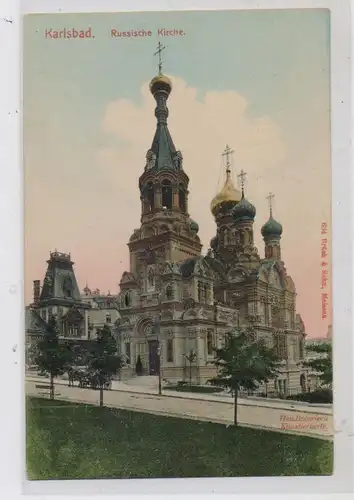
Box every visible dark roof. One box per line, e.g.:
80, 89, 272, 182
150, 124, 179, 171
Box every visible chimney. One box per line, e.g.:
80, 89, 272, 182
33, 280, 40, 304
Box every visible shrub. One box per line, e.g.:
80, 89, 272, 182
286, 389, 332, 404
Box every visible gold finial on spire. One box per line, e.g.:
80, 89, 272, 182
210, 145, 242, 215
150, 42, 172, 94
154, 41, 166, 75
266, 192, 275, 217
238, 169, 247, 198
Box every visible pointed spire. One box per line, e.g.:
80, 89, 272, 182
147, 44, 181, 171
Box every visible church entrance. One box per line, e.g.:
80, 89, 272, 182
148, 340, 160, 375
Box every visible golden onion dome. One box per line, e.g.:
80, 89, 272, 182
149, 74, 172, 95
210, 170, 242, 215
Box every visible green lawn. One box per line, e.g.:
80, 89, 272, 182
26, 397, 333, 480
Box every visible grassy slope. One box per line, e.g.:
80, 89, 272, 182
26, 397, 333, 480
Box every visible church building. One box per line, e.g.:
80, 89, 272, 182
115, 65, 307, 396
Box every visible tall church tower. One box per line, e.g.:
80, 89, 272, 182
128, 44, 202, 276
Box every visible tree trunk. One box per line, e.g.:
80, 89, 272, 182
189, 363, 192, 387
50, 374, 54, 400
233, 387, 238, 426
99, 384, 103, 407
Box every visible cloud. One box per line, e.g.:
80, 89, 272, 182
99, 76, 286, 249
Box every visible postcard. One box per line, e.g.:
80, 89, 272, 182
23, 6, 337, 486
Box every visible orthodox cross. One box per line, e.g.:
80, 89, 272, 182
222, 144, 234, 175
267, 192, 275, 216
154, 41, 166, 75
237, 169, 247, 197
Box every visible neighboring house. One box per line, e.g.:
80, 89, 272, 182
26, 252, 121, 366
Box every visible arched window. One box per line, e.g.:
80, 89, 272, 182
146, 182, 154, 212
207, 332, 213, 355
179, 185, 186, 212
162, 179, 172, 209
166, 284, 173, 300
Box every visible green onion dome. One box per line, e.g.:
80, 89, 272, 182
232, 195, 256, 222
261, 216, 283, 238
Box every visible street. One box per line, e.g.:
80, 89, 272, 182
26, 376, 333, 440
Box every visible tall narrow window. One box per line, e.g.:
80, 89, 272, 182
167, 339, 173, 362
166, 284, 173, 300
179, 186, 186, 212
162, 180, 172, 209
299, 338, 304, 359
124, 291, 131, 307
106, 314, 111, 324
198, 282, 205, 303
125, 342, 131, 365
207, 332, 213, 355
147, 268, 155, 291
146, 183, 154, 212
300, 374, 306, 393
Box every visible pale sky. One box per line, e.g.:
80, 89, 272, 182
23, 9, 331, 338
